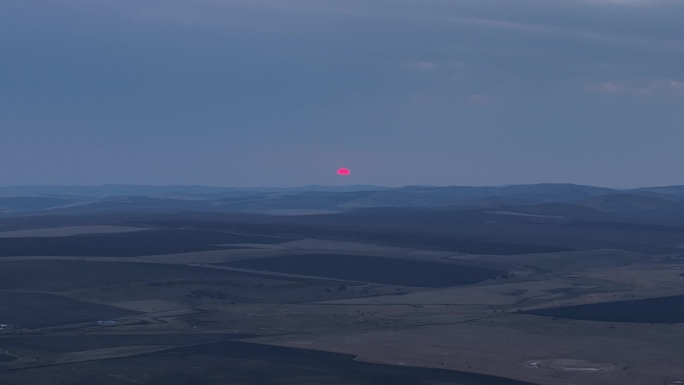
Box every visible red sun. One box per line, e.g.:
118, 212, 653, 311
337, 168, 351, 176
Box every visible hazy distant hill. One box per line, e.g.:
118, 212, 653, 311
0, 184, 388, 199
580, 193, 681, 212
0, 184, 237, 198
0, 197, 76, 211
339, 184, 617, 209
633, 185, 684, 196
3, 183, 684, 220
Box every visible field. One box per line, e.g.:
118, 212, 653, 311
0, 341, 538, 385
0, 208, 684, 385
524, 294, 684, 323
0, 229, 294, 258
127, 218, 573, 255
0, 334, 247, 353
221, 254, 506, 287
0, 292, 136, 328
0, 260, 330, 292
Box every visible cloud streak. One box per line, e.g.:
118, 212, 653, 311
585, 79, 684, 97
436, 16, 684, 54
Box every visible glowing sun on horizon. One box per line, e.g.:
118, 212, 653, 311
337, 168, 351, 176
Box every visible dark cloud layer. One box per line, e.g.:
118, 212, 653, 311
1, 0, 683, 187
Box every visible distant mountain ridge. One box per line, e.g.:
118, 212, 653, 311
1, 183, 684, 220
0, 184, 389, 198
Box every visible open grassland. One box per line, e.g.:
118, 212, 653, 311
0, 292, 137, 329
252, 309, 684, 385
0, 334, 245, 354
0, 340, 539, 385
130, 218, 573, 255
0, 226, 149, 238
220, 254, 507, 287
0, 215, 684, 385
524, 294, 684, 323
0, 260, 336, 292
0, 229, 295, 258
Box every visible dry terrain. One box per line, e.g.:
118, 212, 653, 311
1, 215, 683, 385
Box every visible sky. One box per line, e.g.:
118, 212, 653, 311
1, 0, 683, 188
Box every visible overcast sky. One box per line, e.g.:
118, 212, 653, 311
2, 0, 683, 187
